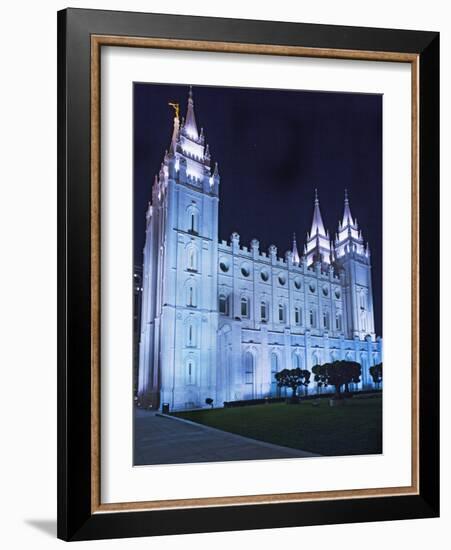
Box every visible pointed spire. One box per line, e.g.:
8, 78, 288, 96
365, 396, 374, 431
213, 162, 219, 177
342, 188, 355, 227
303, 190, 332, 267
292, 233, 300, 265
309, 188, 327, 237
335, 189, 366, 258
184, 85, 199, 140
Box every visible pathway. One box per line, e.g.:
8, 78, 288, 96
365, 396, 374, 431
134, 408, 319, 465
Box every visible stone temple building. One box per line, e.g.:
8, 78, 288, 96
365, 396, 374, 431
137, 87, 382, 411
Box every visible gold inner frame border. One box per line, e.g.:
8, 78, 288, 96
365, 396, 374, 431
90, 34, 420, 514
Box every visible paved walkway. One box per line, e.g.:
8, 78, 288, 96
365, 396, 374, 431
134, 408, 319, 465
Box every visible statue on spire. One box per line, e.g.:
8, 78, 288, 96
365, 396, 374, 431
168, 102, 180, 120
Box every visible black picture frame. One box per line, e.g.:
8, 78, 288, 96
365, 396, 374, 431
57, 7, 439, 541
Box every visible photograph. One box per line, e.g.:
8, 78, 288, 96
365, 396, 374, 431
133, 83, 383, 466
52, 4, 439, 542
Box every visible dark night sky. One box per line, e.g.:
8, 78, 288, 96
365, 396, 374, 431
134, 83, 382, 335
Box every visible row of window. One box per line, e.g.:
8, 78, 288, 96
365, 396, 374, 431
183, 283, 345, 333
244, 351, 332, 385
185, 349, 377, 388
219, 260, 342, 297
219, 295, 342, 330
220, 261, 342, 296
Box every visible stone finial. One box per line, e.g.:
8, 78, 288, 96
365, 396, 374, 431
250, 238, 260, 251
145, 202, 152, 225
231, 232, 240, 253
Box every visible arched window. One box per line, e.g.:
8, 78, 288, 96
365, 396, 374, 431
361, 311, 366, 332
260, 301, 268, 322
186, 321, 196, 347
360, 292, 366, 310
294, 306, 301, 325
187, 247, 198, 271
219, 294, 229, 315
244, 352, 254, 385
312, 351, 320, 367
186, 358, 195, 385
336, 312, 342, 330
271, 353, 278, 375
293, 353, 301, 369
323, 310, 330, 330
241, 297, 249, 318
278, 303, 285, 323
186, 281, 196, 307
309, 308, 317, 328
270, 353, 279, 396
187, 206, 199, 235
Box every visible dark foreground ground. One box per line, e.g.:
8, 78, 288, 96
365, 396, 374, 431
134, 408, 318, 466
173, 394, 382, 457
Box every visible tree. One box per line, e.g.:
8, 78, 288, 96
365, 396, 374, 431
275, 368, 310, 403
369, 363, 383, 388
205, 397, 214, 408
312, 360, 361, 399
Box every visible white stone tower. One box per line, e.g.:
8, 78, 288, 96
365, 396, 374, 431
138, 87, 220, 409
334, 190, 376, 342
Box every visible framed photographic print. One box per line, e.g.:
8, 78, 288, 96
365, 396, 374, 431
57, 8, 439, 541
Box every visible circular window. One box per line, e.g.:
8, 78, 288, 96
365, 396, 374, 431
335, 288, 341, 299
260, 269, 269, 282
278, 274, 286, 286
219, 259, 229, 273
241, 264, 250, 277
309, 282, 316, 293
322, 285, 329, 297
294, 277, 301, 290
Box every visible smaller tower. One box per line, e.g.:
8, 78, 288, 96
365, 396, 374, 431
334, 189, 366, 258
334, 190, 375, 340
304, 189, 332, 267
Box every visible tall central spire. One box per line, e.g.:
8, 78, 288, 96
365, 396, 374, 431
160, 86, 218, 192
304, 189, 332, 267
184, 86, 199, 140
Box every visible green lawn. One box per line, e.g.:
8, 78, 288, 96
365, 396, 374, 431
173, 395, 382, 456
